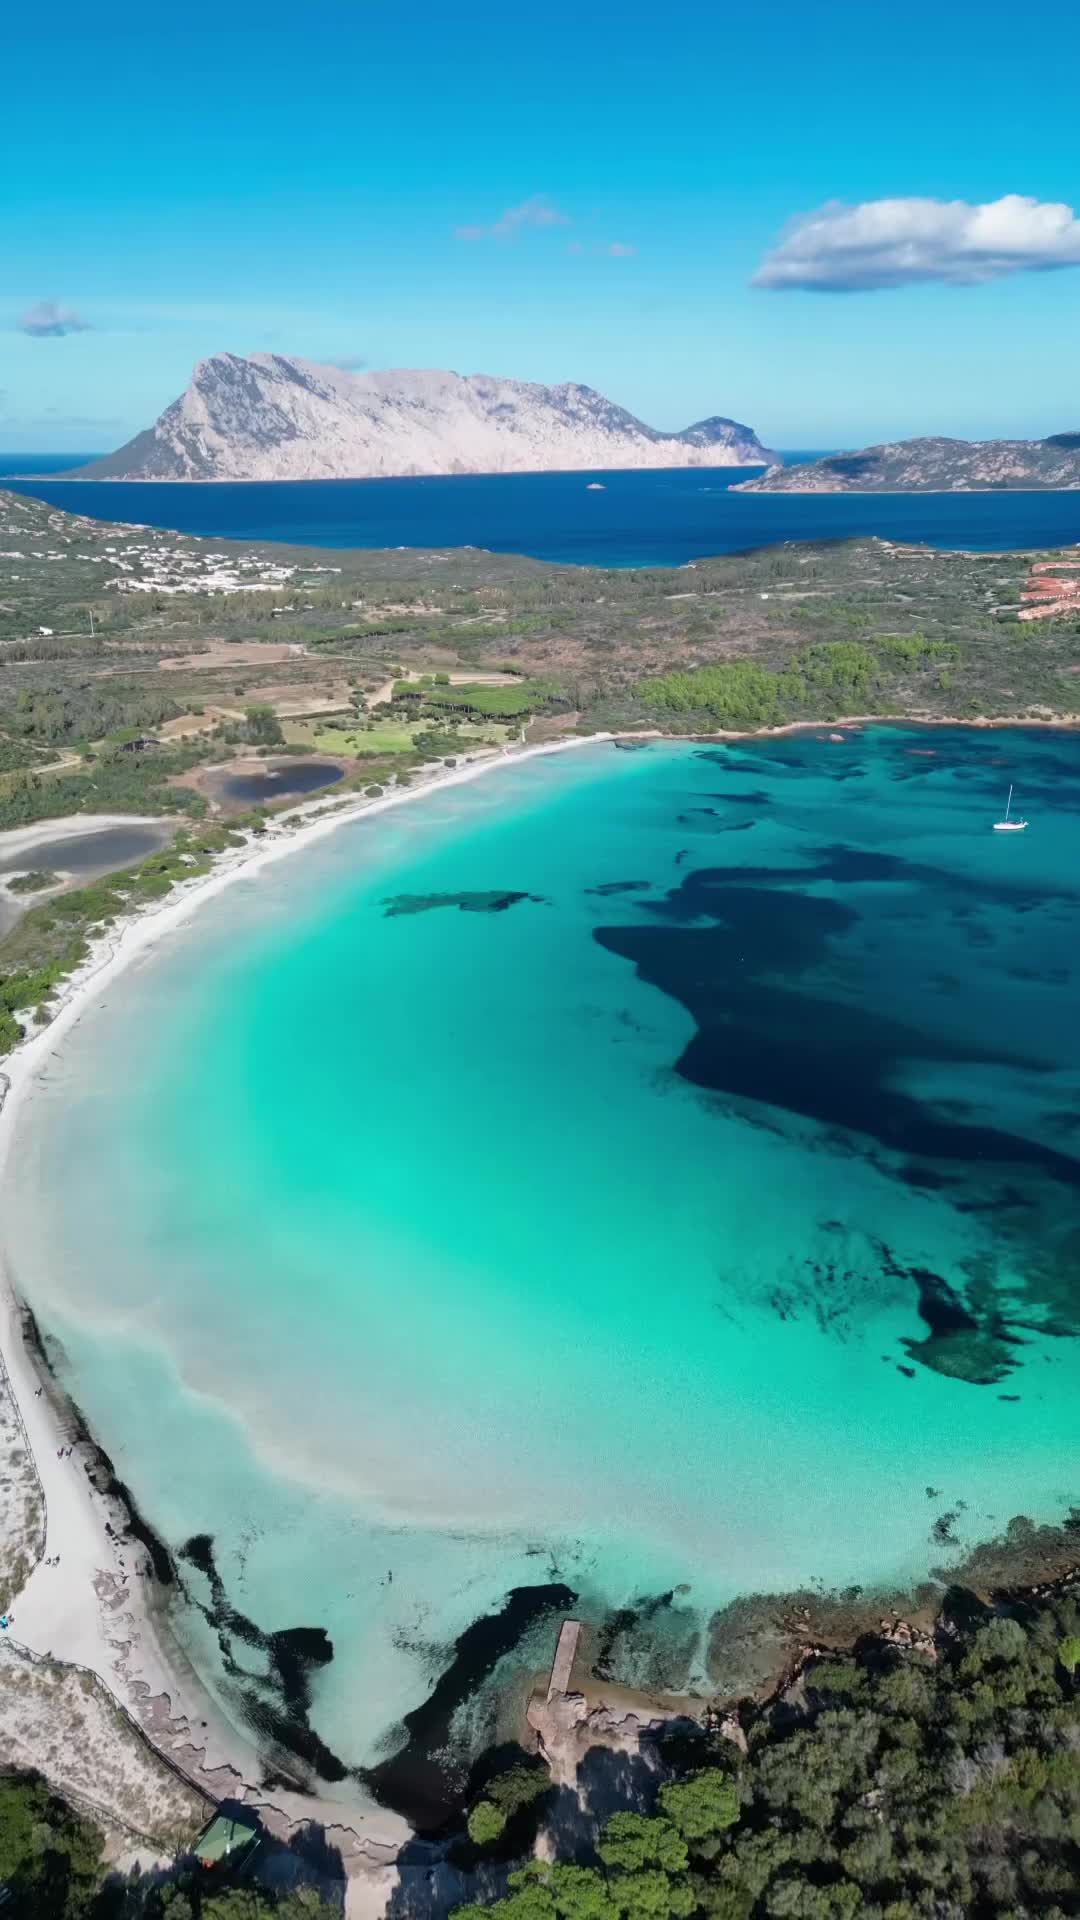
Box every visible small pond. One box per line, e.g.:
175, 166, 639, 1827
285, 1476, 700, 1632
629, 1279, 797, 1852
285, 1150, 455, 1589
216, 760, 345, 805
0, 824, 175, 879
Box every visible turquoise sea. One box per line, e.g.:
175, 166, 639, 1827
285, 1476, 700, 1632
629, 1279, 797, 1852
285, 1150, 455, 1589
6, 730, 1080, 1818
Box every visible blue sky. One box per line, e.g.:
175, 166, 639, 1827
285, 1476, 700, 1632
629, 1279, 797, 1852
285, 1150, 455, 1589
5, 0, 1080, 451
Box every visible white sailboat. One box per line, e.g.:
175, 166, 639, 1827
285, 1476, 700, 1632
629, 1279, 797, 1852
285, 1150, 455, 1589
993, 784, 1028, 832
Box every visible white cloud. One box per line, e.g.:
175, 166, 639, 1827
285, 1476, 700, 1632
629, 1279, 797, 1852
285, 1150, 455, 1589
18, 299, 92, 337
753, 194, 1080, 292
329, 354, 369, 371
454, 196, 570, 242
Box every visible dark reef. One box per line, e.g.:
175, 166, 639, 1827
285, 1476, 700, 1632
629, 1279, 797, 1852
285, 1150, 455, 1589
593, 829, 1080, 1386
364, 1582, 576, 1831
585, 880, 653, 896
381, 890, 547, 917
179, 1533, 348, 1783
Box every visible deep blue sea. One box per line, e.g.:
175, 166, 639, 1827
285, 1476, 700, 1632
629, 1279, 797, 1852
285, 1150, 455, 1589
4, 456, 1080, 566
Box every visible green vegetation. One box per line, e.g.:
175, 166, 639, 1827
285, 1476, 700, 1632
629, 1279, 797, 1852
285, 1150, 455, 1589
242, 704, 284, 745
4, 682, 183, 749
4, 488, 1080, 1049
0, 1772, 340, 1917
454, 1586, 1080, 1920
396, 679, 552, 720
0, 753, 207, 832
467, 1766, 552, 1847
309, 720, 417, 756
152, 1894, 339, 1920
4, 489, 1079, 813
5, 868, 59, 894
640, 661, 786, 729
640, 636, 955, 730
468, 1800, 510, 1847
0, 1774, 103, 1916
0, 738, 59, 773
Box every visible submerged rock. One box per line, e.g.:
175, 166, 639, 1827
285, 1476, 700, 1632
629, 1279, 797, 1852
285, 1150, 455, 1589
381, 889, 547, 917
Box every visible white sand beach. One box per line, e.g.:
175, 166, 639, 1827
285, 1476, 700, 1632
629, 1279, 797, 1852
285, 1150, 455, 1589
0, 732, 612, 1890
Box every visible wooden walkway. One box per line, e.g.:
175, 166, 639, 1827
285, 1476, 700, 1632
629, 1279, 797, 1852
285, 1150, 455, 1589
546, 1618, 582, 1702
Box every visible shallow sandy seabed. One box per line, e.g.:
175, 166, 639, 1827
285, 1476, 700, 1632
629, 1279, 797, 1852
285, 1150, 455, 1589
4, 719, 1080, 1906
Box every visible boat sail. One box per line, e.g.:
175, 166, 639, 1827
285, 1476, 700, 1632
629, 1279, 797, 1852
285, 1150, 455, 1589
992, 784, 1028, 832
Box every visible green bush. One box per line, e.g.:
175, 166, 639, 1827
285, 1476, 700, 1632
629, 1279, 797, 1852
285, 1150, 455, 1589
599, 1814, 688, 1874
659, 1772, 741, 1844
468, 1800, 508, 1846
0, 1773, 103, 1912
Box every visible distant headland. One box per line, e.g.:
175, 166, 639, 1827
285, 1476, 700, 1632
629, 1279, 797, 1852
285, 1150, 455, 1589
66, 356, 778, 483
737, 430, 1080, 493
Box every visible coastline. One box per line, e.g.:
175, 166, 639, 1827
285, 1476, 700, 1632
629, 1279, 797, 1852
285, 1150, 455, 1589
0, 732, 615, 1864
733, 484, 1080, 498
15, 474, 1080, 497
698, 708, 1080, 741
0, 733, 613, 1112
3, 711, 1080, 1872
5, 708, 1074, 1107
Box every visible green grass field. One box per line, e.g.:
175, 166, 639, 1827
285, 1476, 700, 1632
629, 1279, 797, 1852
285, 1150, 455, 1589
311, 721, 418, 755
284, 717, 512, 756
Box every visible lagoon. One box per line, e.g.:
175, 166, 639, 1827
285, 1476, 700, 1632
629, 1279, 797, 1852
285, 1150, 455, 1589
5, 729, 1080, 1814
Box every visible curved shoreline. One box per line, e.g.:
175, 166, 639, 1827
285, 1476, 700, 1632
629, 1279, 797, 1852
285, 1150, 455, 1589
0, 735, 615, 1108
0, 733, 614, 1862
2, 713, 1080, 1866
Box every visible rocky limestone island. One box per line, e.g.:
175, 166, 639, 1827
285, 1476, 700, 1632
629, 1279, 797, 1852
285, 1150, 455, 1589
70, 354, 778, 482
736, 430, 1080, 493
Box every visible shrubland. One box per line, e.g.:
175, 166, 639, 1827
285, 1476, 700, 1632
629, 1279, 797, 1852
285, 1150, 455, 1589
456, 1588, 1080, 1920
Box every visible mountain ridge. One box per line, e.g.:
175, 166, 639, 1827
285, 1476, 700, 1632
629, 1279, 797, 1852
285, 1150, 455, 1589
735, 433, 1080, 494
72, 355, 777, 482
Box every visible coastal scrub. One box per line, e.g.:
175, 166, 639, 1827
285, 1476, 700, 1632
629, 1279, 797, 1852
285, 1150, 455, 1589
454, 1587, 1080, 1920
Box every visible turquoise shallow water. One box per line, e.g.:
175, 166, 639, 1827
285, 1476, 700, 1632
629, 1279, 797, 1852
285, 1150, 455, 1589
7, 732, 1080, 1808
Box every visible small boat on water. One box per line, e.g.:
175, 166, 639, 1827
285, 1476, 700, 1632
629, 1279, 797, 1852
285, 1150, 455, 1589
993, 784, 1028, 832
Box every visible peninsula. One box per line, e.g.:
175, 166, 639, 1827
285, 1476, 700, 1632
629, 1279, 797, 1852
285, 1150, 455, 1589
737, 431, 1080, 492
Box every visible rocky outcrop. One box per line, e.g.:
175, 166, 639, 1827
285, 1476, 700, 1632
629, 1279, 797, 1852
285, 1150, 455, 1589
73, 356, 777, 482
